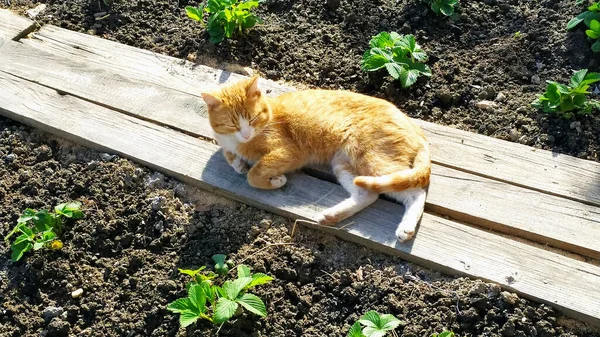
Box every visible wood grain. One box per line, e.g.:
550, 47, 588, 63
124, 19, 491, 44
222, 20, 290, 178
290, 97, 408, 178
0, 9, 36, 47
13, 25, 600, 209
1, 70, 599, 326
2, 32, 599, 258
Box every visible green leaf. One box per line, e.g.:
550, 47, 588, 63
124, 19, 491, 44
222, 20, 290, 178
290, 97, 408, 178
399, 68, 421, 88
180, 310, 200, 328
247, 273, 273, 289
582, 71, 600, 85
385, 62, 404, 80
189, 284, 207, 313
179, 266, 206, 278
33, 241, 45, 251
42, 230, 57, 242
586, 29, 600, 38
167, 298, 195, 314
14, 233, 32, 245
11, 241, 33, 261
570, 69, 588, 88
55, 202, 84, 219
593, 40, 600, 52
348, 321, 364, 337
362, 54, 389, 71
440, 4, 455, 16
185, 6, 203, 21
33, 210, 54, 232
200, 282, 216, 305
214, 298, 238, 323
213, 254, 229, 275
592, 19, 600, 31
359, 311, 381, 328
369, 32, 394, 49
223, 277, 252, 300
431, 2, 441, 14
18, 209, 36, 223
236, 293, 267, 317
379, 313, 402, 331
238, 265, 251, 278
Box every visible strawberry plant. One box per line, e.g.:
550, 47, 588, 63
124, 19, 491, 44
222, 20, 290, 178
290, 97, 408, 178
185, 0, 263, 44
4, 202, 84, 261
361, 32, 431, 88
428, 0, 459, 16
532, 69, 600, 118
568, 1, 600, 51
167, 254, 273, 328
348, 311, 403, 337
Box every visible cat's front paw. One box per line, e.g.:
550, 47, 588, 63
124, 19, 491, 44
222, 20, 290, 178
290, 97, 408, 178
231, 157, 249, 174
395, 224, 416, 242
269, 175, 287, 188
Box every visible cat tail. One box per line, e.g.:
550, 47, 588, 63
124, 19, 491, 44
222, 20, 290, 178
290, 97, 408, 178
353, 142, 431, 194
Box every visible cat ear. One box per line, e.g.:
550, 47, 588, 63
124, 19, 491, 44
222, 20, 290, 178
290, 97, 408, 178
201, 93, 222, 110
246, 75, 262, 100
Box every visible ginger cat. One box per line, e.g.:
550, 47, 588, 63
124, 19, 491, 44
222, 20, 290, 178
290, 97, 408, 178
201, 76, 430, 241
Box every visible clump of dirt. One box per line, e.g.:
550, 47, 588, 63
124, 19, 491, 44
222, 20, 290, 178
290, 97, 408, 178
1, 119, 599, 337
3, 0, 599, 161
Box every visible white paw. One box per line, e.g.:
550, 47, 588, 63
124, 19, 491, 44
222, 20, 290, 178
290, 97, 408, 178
231, 157, 249, 174
396, 224, 416, 242
315, 209, 342, 226
269, 175, 287, 188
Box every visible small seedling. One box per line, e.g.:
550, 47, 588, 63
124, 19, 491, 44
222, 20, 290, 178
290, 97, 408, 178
348, 311, 403, 337
532, 69, 600, 118
361, 32, 431, 88
4, 202, 84, 261
428, 0, 458, 16
431, 331, 455, 337
585, 19, 600, 51
185, 0, 263, 44
167, 254, 273, 328
513, 31, 523, 39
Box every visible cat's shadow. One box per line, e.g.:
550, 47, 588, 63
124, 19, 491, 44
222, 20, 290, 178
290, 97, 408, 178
202, 150, 416, 252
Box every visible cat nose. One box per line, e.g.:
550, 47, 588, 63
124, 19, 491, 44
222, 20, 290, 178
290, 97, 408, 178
240, 128, 251, 139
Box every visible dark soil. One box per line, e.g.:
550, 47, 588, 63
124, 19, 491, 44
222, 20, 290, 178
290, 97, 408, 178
4, 0, 600, 161
1, 118, 599, 336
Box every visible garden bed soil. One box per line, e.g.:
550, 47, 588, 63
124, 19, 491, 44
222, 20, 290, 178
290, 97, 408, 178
4, 0, 600, 161
1, 119, 600, 336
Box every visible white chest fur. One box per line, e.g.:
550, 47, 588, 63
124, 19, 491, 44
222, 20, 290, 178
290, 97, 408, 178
214, 133, 240, 154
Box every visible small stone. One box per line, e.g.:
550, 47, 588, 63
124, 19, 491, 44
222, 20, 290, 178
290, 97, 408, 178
154, 220, 164, 232
27, 3, 47, 18
469, 281, 488, 296
99, 153, 117, 162
47, 318, 70, 337
531, 75, 541, 84
495, 92, 507, 102
475, 100, 498, 111
501, 291, 519, 305
93, 11, 107, 17
4, 153, 16, 163
42, 306, 64, 322
509, 129, 521, 142
151, 196, 166, 211
71, 288, 83, 299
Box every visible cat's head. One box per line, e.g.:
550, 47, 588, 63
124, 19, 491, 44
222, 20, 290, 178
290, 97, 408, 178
201, 75, 271, 143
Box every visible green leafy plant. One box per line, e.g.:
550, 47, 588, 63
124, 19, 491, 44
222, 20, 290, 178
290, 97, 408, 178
167, 255, 273, 328
585, 19, 600, 51
428, 0, 458, 16
431, 331, 455, 337
348, 311, 403, 337
532, 69, 600, 118
361, 32, 432, 88
4, 202, 84, 261
568, 1, 600, 30
185, 0, 263, 44
568, 1, 600, 51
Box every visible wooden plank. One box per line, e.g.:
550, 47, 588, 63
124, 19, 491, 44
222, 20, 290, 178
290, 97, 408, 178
414, 119, 600, 207
0, 71, 599, 326
2, 36, 600, 259
0, 9, 36, 47
9, 25, 600, 209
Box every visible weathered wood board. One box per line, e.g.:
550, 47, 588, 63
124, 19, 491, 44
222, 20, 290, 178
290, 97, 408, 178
0, 9, 36, 47
1, 70, 599, 326
8, 25, 600, 210
2, 31, 600, 258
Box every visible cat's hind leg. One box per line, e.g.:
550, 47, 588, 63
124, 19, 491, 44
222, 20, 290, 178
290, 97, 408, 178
316, 153, 379, 225
386, 188, 427, 241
